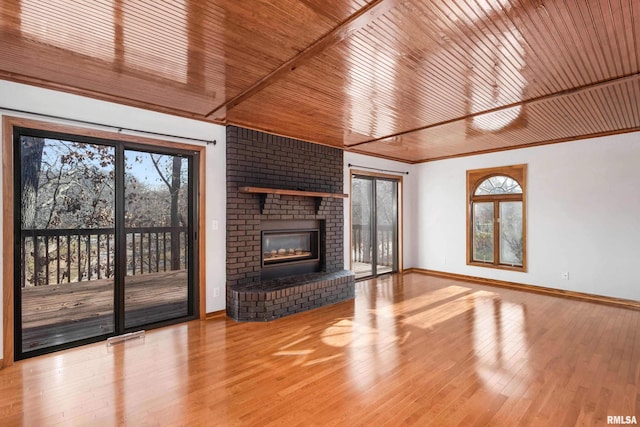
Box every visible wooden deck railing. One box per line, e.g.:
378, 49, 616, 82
351, 224, 395, 267
21, 226, 188, 288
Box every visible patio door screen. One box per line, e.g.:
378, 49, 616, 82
351, 174, 399, 279
14, 128, 198, 359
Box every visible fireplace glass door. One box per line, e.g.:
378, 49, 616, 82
262, 231, 319, 265
260, 221, 320, 280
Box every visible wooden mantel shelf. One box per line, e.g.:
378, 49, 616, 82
238, 186, 348, 214
238, 186, 348, 199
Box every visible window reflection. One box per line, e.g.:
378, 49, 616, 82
343, 37, 399, 143
21, 0, 115, 61
20, 0, 188, 83
446, 0, 513, 26
123, 0, 187, 83
342, 279, 401, 391
472, 298, 530, 394
441, 0, 527, 132
470, 28, 526, 131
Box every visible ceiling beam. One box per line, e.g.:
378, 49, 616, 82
345, 71, 640, 149
205, 0, 404, 120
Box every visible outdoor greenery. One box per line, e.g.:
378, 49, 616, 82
472, 173, 524, 267
473, 202, 494, 263
473, 201, 523, 265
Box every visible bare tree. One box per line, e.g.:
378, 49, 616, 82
21, 136, 45, 229
21, 137, 46, 285
151, 155, 185, 270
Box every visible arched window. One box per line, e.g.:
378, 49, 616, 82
467, 164, 526, 271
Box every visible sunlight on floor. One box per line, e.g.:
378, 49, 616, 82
272, 284, 488, 374
271, 282, 531, 395
402, 290, 497, 330
374, 284, 472, 317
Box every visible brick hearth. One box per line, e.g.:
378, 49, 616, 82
228, 271, 355, 321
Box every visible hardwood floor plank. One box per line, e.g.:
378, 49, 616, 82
0, 272, 638, 425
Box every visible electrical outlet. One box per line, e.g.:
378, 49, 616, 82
561, 272, 569, 280
213, 287, 221, 297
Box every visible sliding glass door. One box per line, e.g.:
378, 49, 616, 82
17, 136, 116, 353
123, 150, 192, 329
351, 174, 399, 279
14, 128, 198, 359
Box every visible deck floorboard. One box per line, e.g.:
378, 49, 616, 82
20, 270, 188, 351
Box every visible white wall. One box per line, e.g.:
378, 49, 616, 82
343, 151, 417, 270
0, 81, 227, 356
413, 132, 640, 301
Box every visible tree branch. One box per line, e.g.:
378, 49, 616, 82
149, 154, 172, 190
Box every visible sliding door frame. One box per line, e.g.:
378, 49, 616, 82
2, 116, 207, 367
349, 169, 403, 278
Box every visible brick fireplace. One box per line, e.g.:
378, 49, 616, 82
226, 126, 355, 321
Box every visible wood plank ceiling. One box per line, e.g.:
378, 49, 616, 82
0, 0, 638, 163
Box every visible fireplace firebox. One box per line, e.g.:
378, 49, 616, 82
261, 220, 321, 280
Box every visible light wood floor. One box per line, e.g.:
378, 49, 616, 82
1, 272, 639, 426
